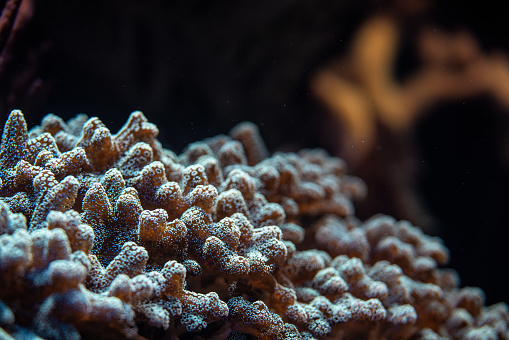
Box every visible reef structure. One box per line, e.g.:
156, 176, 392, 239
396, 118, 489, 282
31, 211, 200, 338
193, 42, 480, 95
0, 110, 507, 340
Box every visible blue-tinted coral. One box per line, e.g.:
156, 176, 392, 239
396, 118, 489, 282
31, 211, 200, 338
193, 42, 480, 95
0, 110, 507, 340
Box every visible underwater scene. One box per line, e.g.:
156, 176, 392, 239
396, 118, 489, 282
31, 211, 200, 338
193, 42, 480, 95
0, 0, 508, 339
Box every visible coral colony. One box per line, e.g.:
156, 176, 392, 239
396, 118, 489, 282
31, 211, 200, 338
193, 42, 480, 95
0, 110, 507, 340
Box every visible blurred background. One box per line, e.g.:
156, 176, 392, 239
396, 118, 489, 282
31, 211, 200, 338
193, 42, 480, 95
1, 0, 508, 306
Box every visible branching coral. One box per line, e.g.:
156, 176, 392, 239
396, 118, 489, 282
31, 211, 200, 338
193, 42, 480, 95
0, 110, 507, 339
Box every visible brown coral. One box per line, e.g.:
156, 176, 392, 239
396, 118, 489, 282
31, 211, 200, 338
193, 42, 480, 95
0, 110, 507, 339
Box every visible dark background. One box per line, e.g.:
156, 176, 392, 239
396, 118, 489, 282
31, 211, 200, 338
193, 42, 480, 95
1, 0, 508, 306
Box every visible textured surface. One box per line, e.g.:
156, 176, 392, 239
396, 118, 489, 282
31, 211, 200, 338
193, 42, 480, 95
0, 110, 507, 339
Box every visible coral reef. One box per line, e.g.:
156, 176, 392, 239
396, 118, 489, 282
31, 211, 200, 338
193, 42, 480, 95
0, 110, 507, 339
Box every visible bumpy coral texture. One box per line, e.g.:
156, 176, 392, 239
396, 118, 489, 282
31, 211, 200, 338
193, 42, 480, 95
0, 110, 507, 340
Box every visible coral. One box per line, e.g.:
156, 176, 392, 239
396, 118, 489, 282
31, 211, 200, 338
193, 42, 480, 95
0, 109, 507, 339
312, 6, 509, 165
